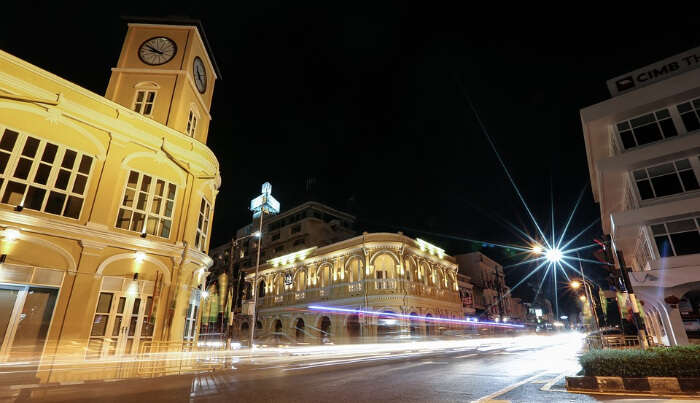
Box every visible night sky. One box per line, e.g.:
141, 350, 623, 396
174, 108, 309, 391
3, 4, 700, 313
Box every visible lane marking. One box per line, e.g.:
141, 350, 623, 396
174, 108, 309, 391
471, 371, 548, 403
540, 371, 568, 391
456, 353, 478, 359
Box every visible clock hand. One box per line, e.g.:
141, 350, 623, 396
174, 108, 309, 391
147, 45, 163, 55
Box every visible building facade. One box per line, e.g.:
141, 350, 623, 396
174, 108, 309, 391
457, 273, 476, 318
0, 19, 220, 368
581, 46, 700, 345
242, 233, 463, 343
455, 252, 512, 321
235, 201, 356, 269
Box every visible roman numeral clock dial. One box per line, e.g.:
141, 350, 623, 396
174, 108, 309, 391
138, 37, 177, 65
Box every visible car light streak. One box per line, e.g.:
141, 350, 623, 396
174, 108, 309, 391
307, 305, 525, 328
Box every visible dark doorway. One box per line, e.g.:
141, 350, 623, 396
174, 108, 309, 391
320, 316, 331, 343
295, 318, 305, 342
347, 314, 360, 341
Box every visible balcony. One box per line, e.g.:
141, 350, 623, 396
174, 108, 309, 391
252, 279, 459, 309
348, 281, 362, 293
374, 278, 397, 290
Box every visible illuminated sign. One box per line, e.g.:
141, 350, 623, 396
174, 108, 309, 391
535, 309, 543, 318
415, 238, 445, 258
607, 46, 700, 96
267, 247, 317, 267
250, 182, 280, 218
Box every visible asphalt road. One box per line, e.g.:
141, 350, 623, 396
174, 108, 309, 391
4, 336, 694, 402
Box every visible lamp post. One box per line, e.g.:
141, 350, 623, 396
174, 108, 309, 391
247, 182, 280, 350
224, 231, 261, 342
615, 250, 648, 349
571, 277, 600, 334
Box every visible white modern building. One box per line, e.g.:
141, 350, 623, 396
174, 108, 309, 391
581, 46, 700, 345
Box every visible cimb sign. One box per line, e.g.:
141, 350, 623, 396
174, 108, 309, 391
607, 46, 700, 97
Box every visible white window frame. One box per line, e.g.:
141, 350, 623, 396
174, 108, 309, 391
631, 156, 700, 203
614, 107, 680, 151
650, 216, 700, 258
186, 109, 198, 137
184, 289, 201, 341
675, 96, 700, 134
133, 90, 157, 117
0, 127, 95, 220
195, 197, 211, 252
115, 170, 177, 238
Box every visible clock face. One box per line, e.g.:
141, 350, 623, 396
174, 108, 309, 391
193, 57, 207, 93
138, 37, 177, 65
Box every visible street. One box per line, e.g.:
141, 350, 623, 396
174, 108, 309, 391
3, 334, 693, 402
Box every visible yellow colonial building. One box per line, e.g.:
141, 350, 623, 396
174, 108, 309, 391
243, 233, 463, 343
0, 19, 220, 364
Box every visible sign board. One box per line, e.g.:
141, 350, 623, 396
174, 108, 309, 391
284, 273, 293, 286
250, 182, 280, 218
607, 46, 700, 97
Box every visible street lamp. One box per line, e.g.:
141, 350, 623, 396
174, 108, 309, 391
225, 230, 263, 339
571, 276, 601, 334
248, 182, 280, 350
545, 248, 562, 263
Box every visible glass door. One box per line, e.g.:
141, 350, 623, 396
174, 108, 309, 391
88, 292, 154, 358
8, 287, 58, 361
0, 285, 58, 361
0, 286, 23, 359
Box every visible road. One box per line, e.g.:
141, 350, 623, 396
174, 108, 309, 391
2, 334, 693, 402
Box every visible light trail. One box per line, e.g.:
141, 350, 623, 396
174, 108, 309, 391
307, 305, 525, 328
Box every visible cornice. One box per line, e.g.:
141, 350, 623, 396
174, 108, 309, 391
0, 51, 219, 174
0, 210, 212, 267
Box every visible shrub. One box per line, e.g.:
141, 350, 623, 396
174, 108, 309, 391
579, 345, 700, 377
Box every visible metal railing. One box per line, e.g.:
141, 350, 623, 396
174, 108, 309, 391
585, 334, 658, 350
136, 340, 229, 377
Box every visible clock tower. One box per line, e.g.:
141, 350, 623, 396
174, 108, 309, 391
105, 17, 220, 144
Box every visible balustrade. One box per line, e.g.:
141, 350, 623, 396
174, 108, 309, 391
255, 279, 458, 308
348, 281, 362, 293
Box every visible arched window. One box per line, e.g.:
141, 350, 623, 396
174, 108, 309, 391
258, 280, 266, 298
346, 257, 362, 282
133, 82, 159, 117
186, 105, 200, 137
374, 254, 396, 289
296, 270, 306, 291
404, 258, 414, 281
319, 264, 331, 287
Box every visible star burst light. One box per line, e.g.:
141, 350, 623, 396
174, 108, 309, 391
456, 90, 608, 319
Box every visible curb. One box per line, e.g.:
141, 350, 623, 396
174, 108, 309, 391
566, 376, 700, 395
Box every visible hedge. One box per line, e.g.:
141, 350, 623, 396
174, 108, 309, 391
579, 345, 700, 377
